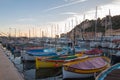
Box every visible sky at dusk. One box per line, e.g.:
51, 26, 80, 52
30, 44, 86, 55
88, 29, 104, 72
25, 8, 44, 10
0, 0, 120, 37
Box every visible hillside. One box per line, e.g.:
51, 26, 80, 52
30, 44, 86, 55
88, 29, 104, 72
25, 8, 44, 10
75, 15, 120, 33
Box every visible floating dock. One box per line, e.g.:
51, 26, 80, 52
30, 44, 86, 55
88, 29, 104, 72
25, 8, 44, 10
0, 44, 24, 80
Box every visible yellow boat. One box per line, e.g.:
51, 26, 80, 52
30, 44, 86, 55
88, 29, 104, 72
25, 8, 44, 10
36, 53, 87, 69
63, 56, 110, 79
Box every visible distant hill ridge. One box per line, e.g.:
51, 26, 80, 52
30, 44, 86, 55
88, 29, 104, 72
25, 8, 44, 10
74, 15, 120, 33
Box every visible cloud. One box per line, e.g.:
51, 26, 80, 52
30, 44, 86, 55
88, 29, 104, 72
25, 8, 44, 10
60, 12, 78, 15
64, 0, 82, 2
17, 18, 36, 22
44, 0, 87, 12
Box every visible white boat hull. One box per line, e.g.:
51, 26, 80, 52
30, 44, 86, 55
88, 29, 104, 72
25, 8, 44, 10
21, 51, 35, 61
62, 67, 94, 79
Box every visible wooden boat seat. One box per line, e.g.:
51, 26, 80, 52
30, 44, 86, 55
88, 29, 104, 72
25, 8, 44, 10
105, 69, 120, 80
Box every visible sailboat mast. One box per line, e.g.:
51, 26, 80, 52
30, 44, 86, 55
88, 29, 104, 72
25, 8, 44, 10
105, 16, 107, 36
65, 23, 67, 38
82, 14, 85, 40
9, 28, 11, 38
71, 19, 75, 53
29, 29, 31, 38
95, 6, 98, 40
57, 24, 59, 37
75, 17, 78, 25
73, 20, 76, 46
19, 29, 21, 37
39, 28, 41, 37
109, 9, 112, 36
33, 27, 34, 37
71, 19, 74, 46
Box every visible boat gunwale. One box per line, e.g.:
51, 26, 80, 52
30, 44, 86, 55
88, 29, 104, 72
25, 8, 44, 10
96, 63, 120, 80
63, 56, 110, 74
36, 55, 88, 63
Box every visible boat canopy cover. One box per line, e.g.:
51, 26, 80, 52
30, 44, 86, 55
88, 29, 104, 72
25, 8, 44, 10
27, 52, 57, 56
85, 48, 103, 55
48, 55, 77, 60
26, 48, 57, 56
27, 49, 44, 53
70, 57, 106, 70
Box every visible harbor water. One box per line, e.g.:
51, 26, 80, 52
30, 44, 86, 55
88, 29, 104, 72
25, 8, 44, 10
4, 46, 119, 80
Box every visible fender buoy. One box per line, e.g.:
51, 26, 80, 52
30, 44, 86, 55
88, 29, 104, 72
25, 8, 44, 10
54, 63, 59, 67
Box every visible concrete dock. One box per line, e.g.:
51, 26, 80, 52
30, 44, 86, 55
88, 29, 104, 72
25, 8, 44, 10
0, 44, 24, 80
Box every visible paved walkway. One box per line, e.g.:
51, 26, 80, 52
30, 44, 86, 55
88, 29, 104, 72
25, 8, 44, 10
0, 44, 24, 80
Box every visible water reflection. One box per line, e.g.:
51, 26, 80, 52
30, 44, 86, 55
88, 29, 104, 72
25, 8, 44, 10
36, 67, 62, 79
23, 62, 35, 70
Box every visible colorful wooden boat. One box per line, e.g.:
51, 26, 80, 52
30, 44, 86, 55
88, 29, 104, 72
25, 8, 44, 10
21, 48, 57, 62
62, 56, 110, 79
84, 48, 103, 57
111, 39, 120, 50
36, 53, 87, 69
96, 63, 120, 80
111, 51, 120, 64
